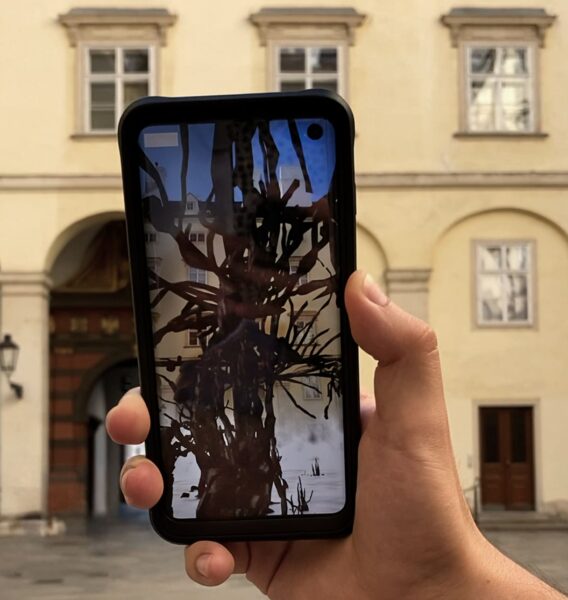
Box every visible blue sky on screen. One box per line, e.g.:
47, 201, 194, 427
139, 119, 335, 205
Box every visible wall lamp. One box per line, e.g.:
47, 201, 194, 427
0, 334, 23, 399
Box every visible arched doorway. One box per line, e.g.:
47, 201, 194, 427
48, 219, 138, 517
87, 359, 140, 517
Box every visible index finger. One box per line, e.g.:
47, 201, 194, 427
105, 388, 150, 445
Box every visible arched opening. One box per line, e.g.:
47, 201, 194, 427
86, 358, 140, 517
48, 218, 138, 518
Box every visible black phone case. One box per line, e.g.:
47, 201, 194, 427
118, 90, 359, 544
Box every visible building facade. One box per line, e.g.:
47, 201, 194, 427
0, 0, 567, 519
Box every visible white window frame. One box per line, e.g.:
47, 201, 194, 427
465, 43, 536, 134
272, 43, 346, 96
474, 240, 535, 328
82, 43, 157, 134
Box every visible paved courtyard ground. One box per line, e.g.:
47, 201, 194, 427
0, 516, 566, 599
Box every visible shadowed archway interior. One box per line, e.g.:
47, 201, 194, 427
48, 219, 138, 517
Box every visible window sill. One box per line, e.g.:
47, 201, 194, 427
474, 322, 536, 330
454, 131, 549, 139
71, 132, 117, 140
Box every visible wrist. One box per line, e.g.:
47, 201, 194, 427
451, 530, 565, 600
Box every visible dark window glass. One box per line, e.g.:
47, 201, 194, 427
90, 50, 115, 73
280, 81, 306, 93
124, 49, 149, 73
310, 48, 337, 73
279, 48, 305, 73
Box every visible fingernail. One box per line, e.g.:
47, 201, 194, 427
363, 274, 390, 306
196, 554, 212, 578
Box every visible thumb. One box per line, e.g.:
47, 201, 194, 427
345, 270, 450, 452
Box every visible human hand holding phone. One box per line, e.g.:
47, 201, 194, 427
107, 271, 567, 599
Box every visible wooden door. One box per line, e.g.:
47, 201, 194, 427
480, 407, 534, 510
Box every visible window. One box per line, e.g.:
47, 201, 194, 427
303, 375, 321, 400
86, 47, 153, 132
475, 242, 533, 326
189, 232, 206, 244
466, 46, 533, 133
189, 267, 207, 285
441, 8, 555, 136
188, 330, 199, 347
276, 46, 340, 93
249, 7, 366, 97
58, 8, 176, 135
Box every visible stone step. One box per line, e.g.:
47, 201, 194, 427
478, 512, 568, 531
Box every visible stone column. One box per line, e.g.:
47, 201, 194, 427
385, 269, 432, 322
0, 272, 51, 517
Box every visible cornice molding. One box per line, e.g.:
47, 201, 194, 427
58, 8, 177, 46
249, 7, 366, 45
356, 172, 568, 189
0, 175, 123, 191
3, 172, 568, 191
0, 272, 53, 296
441, 8, 556, 47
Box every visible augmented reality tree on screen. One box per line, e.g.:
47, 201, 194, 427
139, 120, 341, 518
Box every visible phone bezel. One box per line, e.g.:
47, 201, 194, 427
118, 90, 360, 544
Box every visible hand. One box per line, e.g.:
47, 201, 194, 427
106, 271, 565, 599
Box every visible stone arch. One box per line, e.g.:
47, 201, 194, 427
47, 213, 136, 517
429, 208, 568, 508
44, 210, 125, 273
74, 350, 137, 420
434, 206, 568, 251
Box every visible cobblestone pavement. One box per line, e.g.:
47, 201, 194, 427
0, 516, 566, 599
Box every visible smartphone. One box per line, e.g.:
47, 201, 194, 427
118, 90, 359, 544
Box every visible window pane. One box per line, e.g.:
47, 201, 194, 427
280, 80, 306, 92
469, 80, 497, 131
90, 82, 115, 130
505, 275, 529, 321
479, 246, 502, 271
501, 48, 528, 76
124, 49, 149, 73
309, 47, 337, 73
311, 79, 338, 93
501, 82, 531, 132
506, 245, 528, 271
482, 409, 500, 463
90, 50, 115, 73
90, 110, 115, 130
189, 267, 207, 284
470, 48, 497, 74
280, 48, 305, 73
479, 274, 504, 322
91, 82, 115, 104
510, 409, 528, 462
124, 81, 149, 107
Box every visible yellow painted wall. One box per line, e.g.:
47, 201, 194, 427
0, 0, 567, 515
430, 210, 568, 506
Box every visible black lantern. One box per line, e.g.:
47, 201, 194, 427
0, 334, 23, 398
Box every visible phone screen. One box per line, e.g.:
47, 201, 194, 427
138, 117, 346, 520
